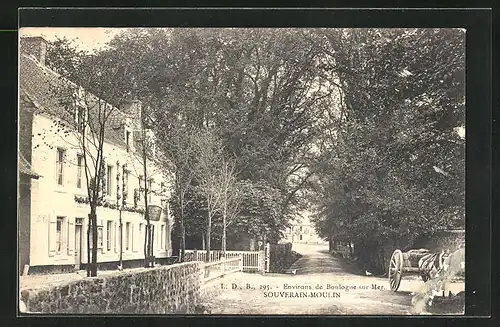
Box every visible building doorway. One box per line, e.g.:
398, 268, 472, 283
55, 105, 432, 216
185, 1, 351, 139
75, 218, 84, 269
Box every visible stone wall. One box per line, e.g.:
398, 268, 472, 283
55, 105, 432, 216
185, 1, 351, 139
20, 262, 203, 314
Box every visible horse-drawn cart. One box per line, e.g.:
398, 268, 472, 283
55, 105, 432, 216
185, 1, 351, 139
388, 230, 465, 292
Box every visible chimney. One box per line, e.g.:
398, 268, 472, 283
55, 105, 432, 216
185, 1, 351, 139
120, 100, 142, 128
20, 36, 49, 66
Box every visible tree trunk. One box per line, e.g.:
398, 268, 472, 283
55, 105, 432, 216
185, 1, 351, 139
144, 223, 148, 267
119, 209, 123, 267
141, 103, 152, 268
179, 197, 186, 262
144, 221, 151, 268
202, 231, 205, 250
90, 210, 98, 277
149, 226, 154, 263
86, 214, 91, 277
206, 213, 211, 262
222, 210, 227, 255
143, 179, 152, 267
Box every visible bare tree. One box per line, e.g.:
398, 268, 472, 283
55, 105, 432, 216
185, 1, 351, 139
155, 123, 197, 262
42, 38, 147, 276
48, 81, 121, 277
192, 131, 225, 261
216, 159, 243, 255
123, 104, 164, 268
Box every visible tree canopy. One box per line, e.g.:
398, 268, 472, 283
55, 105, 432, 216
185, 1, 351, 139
310, 28, 465, 250
44, 28, 466, 258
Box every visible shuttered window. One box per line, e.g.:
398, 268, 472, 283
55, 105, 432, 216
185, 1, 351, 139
56, 217, 64, 254
67, 219, 74, 255
107, 221, 113, 251
106, 165, 113, 196
160, 225, 164, 249
56, 149, 65, 185
125, 222, 130, 251
76, 155, 83, 188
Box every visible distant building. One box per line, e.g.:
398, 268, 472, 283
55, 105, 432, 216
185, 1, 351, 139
19, 36, 173, 274
282, 212, 327, 244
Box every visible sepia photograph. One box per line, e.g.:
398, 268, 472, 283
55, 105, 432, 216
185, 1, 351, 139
18, 26, 466, 315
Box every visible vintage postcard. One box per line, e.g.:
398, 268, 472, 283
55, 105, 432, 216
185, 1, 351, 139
18, 26, 466, 315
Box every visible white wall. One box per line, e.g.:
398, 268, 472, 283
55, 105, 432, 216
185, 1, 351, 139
281, 213, 327, 245
29, 114, 173, 267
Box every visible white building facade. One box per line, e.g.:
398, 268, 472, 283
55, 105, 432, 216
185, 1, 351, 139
19, 37, 174, 273
282, 211, 327, 245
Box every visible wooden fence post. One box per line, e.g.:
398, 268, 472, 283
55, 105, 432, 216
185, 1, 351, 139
239, 255, 243, 272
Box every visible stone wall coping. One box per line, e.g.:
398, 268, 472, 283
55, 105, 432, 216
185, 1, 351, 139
20, 261, 201, 293
20, 261, 203, 314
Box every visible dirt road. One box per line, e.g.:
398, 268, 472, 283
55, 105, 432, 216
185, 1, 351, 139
202, 243, 464, 315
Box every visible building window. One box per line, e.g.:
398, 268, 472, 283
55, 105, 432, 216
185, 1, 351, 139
56, 148, 65, 185
147, 179, 153, 201
151, 225, 155, 249
56, 217, 64, 253
125, 222, 131, 251
126, 130, 131, 151
160, 225, 164, 249
106, 165, 113, 196
123, 169, 128, 202
89, 224, 103, 250
138, 175, 144, 199
299, 235, 303, 241
300, 226, 303, 232
107, 221, 113, 251
98, 226, 103, 249
77, 155, 83, 188
166, 224, 170, 250
76, 106, 86, 132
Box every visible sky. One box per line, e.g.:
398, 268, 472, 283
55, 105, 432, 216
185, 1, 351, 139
19, 27, 125, 52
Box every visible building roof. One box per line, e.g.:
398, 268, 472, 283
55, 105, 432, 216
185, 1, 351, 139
18, 153, 40, 179
19, 53, 130, 149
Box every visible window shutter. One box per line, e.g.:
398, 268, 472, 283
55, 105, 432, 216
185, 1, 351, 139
166, 222, 170, 252
114, 221, 117, 253
132, 224, 137, 252
48, 214, 57, 257
154, 223, 159, 251
54, 150, 58, 185
102, 223, 107, 254
138, 223, 143, 253
158, 224, 161, 250
100, 222, 105, 254
67, 219, 74, 255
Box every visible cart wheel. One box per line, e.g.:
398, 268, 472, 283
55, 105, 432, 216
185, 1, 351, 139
389, 249, 404, 291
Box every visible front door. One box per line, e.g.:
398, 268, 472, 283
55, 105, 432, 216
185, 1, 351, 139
75, 220, 83, 268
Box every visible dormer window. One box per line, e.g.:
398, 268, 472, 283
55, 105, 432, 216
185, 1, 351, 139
75, 106, 86, 133
125, 129, 131, 152
56, 148, 65, 185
